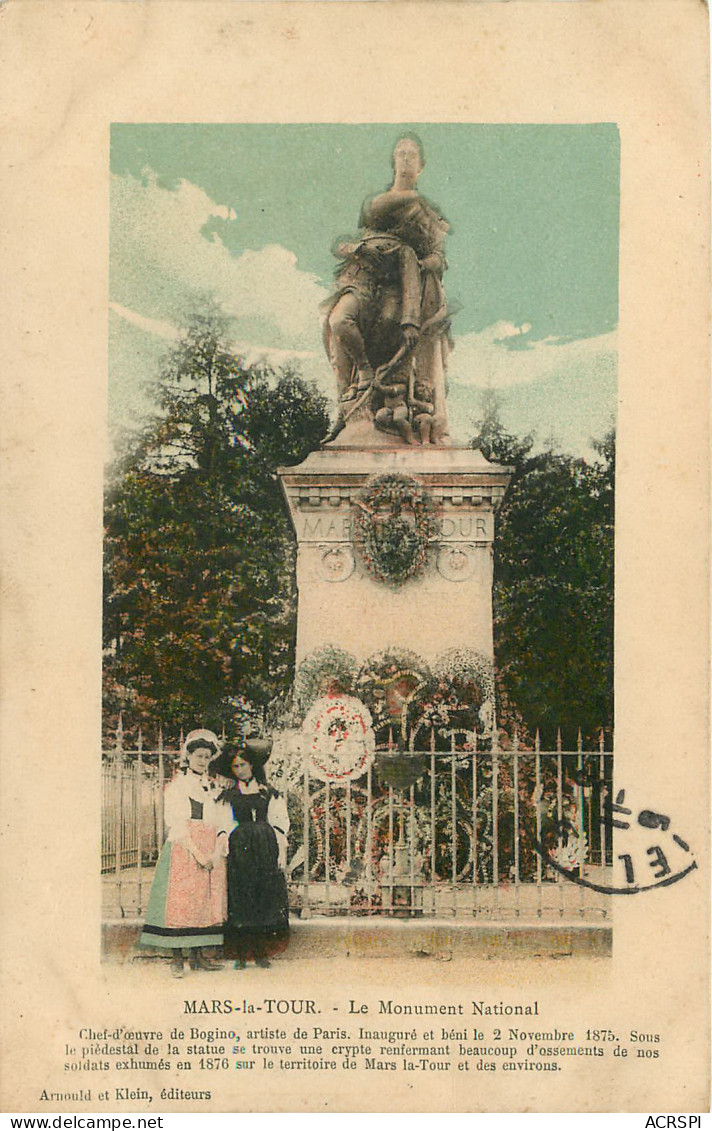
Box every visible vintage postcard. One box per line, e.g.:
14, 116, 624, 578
1, 0, 709, 1116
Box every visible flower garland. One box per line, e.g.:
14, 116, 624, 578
351, 473, 438, 586
356, 648, 432, 738
412, 648, 496, 739
303, 695, 376, 782
293, 644, 358, 718
431, 648, 496, 703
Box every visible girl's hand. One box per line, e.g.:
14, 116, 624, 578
189, 846, 211, 869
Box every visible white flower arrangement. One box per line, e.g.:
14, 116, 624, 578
302, 695, 376, 782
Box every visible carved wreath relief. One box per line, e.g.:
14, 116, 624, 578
351, 472, 439, 587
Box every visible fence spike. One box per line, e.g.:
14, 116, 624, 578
114, 713, 124, 760
556, 727, 562, 753
101, 716, 605, 925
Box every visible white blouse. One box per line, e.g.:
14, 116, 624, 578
163, 770, 233, 846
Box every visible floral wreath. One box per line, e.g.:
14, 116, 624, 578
293, 644, 359, 718
303, 695, 376, 782
266, 729, 310, 794
431, 648, 496, 703
551, 830, 589, 871
405, 649, 495, 743
356, 648, 432, 739
351, 472, 438, 586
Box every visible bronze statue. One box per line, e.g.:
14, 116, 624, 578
322, 135, 452, 446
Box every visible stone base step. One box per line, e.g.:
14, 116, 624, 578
103, 916, 611, 963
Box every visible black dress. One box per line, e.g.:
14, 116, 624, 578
221, 784, 289, 960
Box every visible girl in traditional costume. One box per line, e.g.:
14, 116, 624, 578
139, 729, 230, 977
213, 735, 290, 970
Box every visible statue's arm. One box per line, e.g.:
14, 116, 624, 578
419, 205, 449, 277
398, 243, 422, 330
411, 398, 435, 414
420, 250, 447, 277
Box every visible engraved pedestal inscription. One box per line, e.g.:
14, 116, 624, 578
278, 447, 511, 670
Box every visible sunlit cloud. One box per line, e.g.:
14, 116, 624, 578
111, 170, 328, 353
109, 301, 318, 370
109, 303, 178, 342
450, 323, 617, 390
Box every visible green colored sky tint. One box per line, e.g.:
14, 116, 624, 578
109, 123, 618, 455
111, 122, 618, 340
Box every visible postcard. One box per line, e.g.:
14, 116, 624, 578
1, 0, 709, 1115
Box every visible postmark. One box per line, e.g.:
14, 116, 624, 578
525, 783, 697, 895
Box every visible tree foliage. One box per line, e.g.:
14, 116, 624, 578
103, 304, 329, 741
471, 390, 614, 746
105, 333, 614, 751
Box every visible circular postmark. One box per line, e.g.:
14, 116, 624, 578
526, 783, 696, 895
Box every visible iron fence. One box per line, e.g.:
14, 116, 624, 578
102, 721, 613, 922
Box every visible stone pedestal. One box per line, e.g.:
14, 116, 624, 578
278, 446, 511, 671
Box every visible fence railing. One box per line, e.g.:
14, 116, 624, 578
102, 724, 613, 923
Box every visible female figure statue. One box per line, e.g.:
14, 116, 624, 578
323, 134, 452, 446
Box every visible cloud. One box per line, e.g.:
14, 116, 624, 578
450, 323, 617, 390
490, 321, 533, 345
109, 170, 617, 456
109, 300, 318, 370
109, 303, 178, 342
111, 170, 328, 354
233, 341, 317, 368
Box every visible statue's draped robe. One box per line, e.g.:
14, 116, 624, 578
323, 189, 451, 444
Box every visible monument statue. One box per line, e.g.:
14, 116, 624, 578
322, 135, 452, 447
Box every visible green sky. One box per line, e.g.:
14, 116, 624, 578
110, 123, 619, 454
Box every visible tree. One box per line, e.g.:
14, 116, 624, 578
103, 302, 329, 741
469, 386, 535, 474
471, 392, 614, 746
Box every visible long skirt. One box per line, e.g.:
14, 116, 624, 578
224, 822, 289, 959
140, 821, 227, 950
